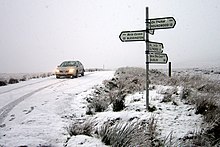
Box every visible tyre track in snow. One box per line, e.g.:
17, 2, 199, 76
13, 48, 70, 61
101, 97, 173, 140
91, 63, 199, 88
0, 72, 112, 125
0, 80, 67, 125
53, 72, 109, 94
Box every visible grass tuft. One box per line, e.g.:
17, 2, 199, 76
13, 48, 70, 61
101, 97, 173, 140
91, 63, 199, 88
98, 116, 162, 147
66, 119, 94, 137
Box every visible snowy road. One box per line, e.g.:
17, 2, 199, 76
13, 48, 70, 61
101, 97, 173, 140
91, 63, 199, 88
0, 71, 115, 146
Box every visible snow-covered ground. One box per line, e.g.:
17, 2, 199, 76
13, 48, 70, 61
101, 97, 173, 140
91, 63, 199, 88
172, 67, 220, 82
66, 85, 203, 146
0, 71, 114, 146
0, 70, 204, 146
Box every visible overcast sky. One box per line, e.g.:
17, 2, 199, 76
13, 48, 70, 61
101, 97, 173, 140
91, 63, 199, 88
0, 0, 220, 73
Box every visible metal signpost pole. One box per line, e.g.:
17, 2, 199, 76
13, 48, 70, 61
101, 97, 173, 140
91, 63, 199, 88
146, 7, 149, 110
169, 62, 171, 77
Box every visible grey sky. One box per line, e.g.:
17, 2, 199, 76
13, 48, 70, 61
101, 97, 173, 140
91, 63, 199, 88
0, 0, 220, 73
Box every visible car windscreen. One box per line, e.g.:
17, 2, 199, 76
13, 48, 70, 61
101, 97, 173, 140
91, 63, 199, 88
60, 61, 77, 67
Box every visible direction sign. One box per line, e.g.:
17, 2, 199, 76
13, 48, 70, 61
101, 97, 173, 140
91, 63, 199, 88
149, 41, 163, 53
148, 17, 176, 30
119, 30, 145, 42
147, 53, 168, 64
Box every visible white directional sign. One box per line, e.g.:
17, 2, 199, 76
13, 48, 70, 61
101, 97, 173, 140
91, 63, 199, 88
149, 42, 163, 53
148, 53, 168, 64
148, 17, 176, 30
119, 30, 145, 42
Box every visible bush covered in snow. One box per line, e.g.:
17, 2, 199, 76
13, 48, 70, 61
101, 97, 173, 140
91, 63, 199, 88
0, 80, 7, 86
8, 78, 19, 84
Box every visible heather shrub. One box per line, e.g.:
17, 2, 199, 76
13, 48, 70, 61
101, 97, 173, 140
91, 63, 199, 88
181, 87, 192, 100
149, 69, 168, 85
19, 76, 27, 81
195, 94, 218, 116
87, 98, 108, 114
8, 78, 19, 84
148, 105, 157, 112
161, 94, 172, 103
0, 80, 7, 86
112, 91, 126, 112
112, 97, 125, 112
194, 94, 220, 144
180, 123, 220, 146
180, 131, 213, 147
206, 116, 220, 145
197, 82, 220, 93
66, 119, 93, 137
114, 67, 146, 93
87, 67, 146, 113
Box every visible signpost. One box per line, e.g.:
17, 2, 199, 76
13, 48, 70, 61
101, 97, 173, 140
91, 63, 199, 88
149, 42, 163, 53
119, 30, 145, 42
147, 53, 168, 64
148, 17, 176, 30
119, 7, 176, 110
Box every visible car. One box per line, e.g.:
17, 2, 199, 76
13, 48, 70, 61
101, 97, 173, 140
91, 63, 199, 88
55, 61, 85, 79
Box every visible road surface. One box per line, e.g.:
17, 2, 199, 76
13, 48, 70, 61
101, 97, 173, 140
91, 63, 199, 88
0, 71, 114, 146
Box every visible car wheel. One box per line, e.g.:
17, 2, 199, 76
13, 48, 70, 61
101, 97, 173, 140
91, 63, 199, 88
81, 71, 84, 76
56, 75, 60, 79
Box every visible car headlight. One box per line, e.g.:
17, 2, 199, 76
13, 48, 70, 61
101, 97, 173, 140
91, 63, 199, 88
55, 69, 60, 73
69, 68, 75, 73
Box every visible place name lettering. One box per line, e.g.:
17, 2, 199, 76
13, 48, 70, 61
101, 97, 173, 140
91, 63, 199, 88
148, 53, 167, 63
149, 18, 175, 29
122, 32, 145, 41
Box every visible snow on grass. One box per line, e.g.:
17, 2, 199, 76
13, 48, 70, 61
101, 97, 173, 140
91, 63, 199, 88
0, 70, 206, 146
149, 87, 202, 141
67, 135, 106, 147
66, 84, 203, 146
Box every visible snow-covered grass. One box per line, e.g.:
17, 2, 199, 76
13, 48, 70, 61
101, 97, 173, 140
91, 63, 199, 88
0, 68, 219, 146
69, 84, 202, 146
66, 67, 220, 146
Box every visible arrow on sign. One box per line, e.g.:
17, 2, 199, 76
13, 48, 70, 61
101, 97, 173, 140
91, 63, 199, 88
147, 53, 168, 64
119, 30, 145, 42
148, 17, 176, 30
148, 41, 163, 53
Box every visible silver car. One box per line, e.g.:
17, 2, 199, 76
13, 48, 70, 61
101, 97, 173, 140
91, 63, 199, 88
55, 61, 85, 79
